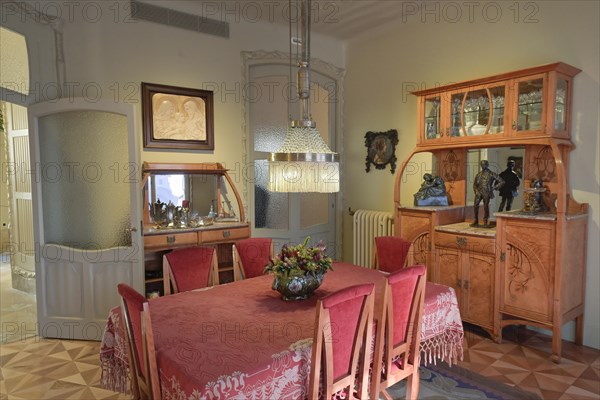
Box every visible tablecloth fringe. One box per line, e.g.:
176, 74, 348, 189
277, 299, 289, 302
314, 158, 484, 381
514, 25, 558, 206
420, 328, 464, 367
100, 356, 130, 394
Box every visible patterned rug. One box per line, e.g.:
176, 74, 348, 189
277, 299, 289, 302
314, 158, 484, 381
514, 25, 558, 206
387, 362, 542, 400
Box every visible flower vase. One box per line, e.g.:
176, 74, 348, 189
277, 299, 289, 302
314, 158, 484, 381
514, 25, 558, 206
272, 273, 324, 301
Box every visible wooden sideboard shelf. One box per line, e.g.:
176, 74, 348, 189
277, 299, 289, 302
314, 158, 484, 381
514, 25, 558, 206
141, 163, 251, 296
394, 63, 588, 363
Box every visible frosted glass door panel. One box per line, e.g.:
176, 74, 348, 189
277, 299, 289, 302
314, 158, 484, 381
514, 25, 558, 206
248, 59, 336, 247
254, 160, 288, 229
38, 111, 130, 249
300, 83, 330, 229
253, 75, 290, 153
300, 193, 328, 229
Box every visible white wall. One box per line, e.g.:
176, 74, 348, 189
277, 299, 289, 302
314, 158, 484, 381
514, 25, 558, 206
55, 0, 345, 204
344, 1, 600, 349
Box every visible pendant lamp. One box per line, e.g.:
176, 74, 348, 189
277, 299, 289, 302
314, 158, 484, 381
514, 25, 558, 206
267, 0, 340, 193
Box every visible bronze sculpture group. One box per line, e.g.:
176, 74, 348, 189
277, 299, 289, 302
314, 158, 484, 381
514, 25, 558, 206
413, 173, 449, 206
413, 159, 530, 227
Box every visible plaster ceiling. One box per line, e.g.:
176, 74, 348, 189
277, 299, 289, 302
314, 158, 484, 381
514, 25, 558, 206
140, 0, 407, 41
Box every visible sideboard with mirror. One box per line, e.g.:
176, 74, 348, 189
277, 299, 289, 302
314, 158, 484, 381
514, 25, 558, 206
394, 62, 588, 362
141, 162, 250, 296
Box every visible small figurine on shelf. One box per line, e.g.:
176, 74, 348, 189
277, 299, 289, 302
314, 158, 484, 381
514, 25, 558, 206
471, 160, 504, 228
413, 173, 449, 206
497, 159, 520, 212
180, 200, 190, 227
208, 202, 217, 219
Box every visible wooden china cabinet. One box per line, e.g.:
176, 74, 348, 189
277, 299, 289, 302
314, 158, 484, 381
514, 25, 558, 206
394, 62, 588, 362
141, 162, 250, 296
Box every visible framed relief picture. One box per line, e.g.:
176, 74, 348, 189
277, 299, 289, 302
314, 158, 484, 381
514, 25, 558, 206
365, 129, 398, 173
142, 82, 214, 150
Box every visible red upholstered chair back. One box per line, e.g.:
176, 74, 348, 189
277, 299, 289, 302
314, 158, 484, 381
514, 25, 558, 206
232, 238, 273, 280
117, 283, 150, 399
163, 246, 218, 295
388, 265, 426, 346
370, 265, 427, 400
372, 236, 412, 273
308, 283, 375, 400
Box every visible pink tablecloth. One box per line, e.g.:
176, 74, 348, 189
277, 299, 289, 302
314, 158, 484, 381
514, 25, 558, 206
100, 263, 463, 397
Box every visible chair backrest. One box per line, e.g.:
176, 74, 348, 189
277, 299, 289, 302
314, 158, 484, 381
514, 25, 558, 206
370, 265, 427, 400
308, 283, 375, 400
117, 283, 150, 399
372, 236, 412, 273
232, 238, 273, 280
143, 302, 162, 400
163, 246, 219, 295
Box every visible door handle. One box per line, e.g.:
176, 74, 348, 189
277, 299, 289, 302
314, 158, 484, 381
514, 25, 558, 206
125, 226, 138, 234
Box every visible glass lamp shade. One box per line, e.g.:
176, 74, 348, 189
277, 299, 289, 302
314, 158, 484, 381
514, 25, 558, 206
268, 126, 339, 193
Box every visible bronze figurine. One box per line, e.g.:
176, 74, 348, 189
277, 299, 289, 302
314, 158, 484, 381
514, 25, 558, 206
414, 173, 449, 206
471, 160, 504, 228
497, 159, 520, 211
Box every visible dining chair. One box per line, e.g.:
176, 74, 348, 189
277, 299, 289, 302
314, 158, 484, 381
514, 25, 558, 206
117, 283, 153, 399
372, 236, 413, 273
370, 265, 427, 400
163, 246, 219, 295
232, 238, 273, 281
308, 283, 375, 400
142, 302, 162, 400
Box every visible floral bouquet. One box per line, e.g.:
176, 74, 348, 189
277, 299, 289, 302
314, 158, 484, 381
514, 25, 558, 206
264, 237, 333, 300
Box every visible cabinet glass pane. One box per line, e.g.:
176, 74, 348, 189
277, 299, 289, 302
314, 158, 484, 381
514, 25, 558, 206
464, 89, 490, 136
554, 78, 568, 130
517, 78, 543, 131
489, 86, 505, 134
450, 93, 465, 137
424, 97, 441, 140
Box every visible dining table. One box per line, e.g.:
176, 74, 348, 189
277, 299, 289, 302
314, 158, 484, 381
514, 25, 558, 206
100, 262, 463, 398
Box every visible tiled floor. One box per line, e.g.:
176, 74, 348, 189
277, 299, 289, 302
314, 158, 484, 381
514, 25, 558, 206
0, 256, 37, 344
460, 325, 600, 399
1, 257, 599, 399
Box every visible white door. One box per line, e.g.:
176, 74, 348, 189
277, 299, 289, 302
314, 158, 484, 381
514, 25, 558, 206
248, 63, 338, 256
28, 98, 142, 340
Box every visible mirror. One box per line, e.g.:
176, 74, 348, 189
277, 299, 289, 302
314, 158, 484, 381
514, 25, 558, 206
466, 147, 525, 215
147, 174, 217, 228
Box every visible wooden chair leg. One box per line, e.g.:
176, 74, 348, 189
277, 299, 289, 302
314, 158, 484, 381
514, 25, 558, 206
575, 314, 584, 346
381, 388, 394, 400
405, 369, 420, 400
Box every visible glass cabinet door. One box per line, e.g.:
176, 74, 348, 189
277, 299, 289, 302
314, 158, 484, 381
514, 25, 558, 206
423, 96, 441, 140
554, 77, 568, 131
450, 92, 466, 137
489, 85, 505, 134
514, 77, 544, 132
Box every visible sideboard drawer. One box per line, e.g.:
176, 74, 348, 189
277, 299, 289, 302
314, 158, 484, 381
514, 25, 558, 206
144, 232, 198, 248
435, 231, 495, 255
200, 226, 250, 243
